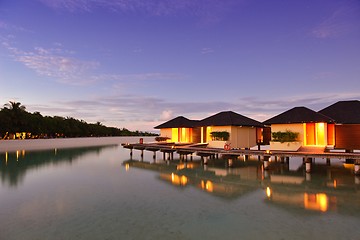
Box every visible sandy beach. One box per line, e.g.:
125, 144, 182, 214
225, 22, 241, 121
0, 136, 149, 153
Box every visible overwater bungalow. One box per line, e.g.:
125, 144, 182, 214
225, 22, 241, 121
263, 107, 334, 151
155, 111, 269, 149
319, 100, 360, 152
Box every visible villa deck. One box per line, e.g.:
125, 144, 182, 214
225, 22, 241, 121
122, 142, 360, 160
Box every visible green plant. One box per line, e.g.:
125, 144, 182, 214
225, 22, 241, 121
210, 131, 230, 141
272, 130, 299, 143
155, 136, 170, 142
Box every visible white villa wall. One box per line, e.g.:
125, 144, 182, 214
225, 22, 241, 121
207, 126, 257, 149
235, 127, 257, 149
160, 128, 172, 141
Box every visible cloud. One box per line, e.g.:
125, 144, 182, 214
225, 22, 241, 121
0, 20, 32, 33
2, 40, 99, 85
25, 91, 360, 131
312, 71, 336, 81
160, 110, 173, 121
2, 39, 181, 86
201, 47, 214, 55
38, 0, 240, 22
312, 3, 359, 39
0, 21, 7, 29
94, 73, 182, 82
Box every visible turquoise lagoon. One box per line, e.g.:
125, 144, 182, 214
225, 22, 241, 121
1, 137, 360, 240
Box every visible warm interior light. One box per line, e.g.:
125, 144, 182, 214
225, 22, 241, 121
316, 122, 325, 145
172, 128, 179, 142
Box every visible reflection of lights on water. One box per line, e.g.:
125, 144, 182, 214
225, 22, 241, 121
5, 152, 8, 165
16, 150, 19, 161
171, 173, 188, 186
304, 193, 328, 212
266, 187, 272, 198
176, 163, 195, 170
54, 148, 57, 155
125, 163, 130, 171
201, 180, 213, 192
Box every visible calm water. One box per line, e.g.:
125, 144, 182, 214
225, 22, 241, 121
1, 137, 360, 240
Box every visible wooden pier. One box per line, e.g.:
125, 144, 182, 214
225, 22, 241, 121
121, 142, 360, 174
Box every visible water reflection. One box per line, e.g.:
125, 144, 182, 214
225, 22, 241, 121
124, 157, 360, 215
0, 145, 116, 187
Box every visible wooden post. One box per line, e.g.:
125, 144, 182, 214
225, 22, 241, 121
227, 158, 233, 168
355, 176, 360, 185
305, 157, 312, 173
204, 156, 208, 165
263, 156, 270, 170
326, 158, 331, 166
354, 160, 360, 175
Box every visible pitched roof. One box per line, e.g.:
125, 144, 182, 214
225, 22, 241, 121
197, 111, 264, 127
154, 116, 198, 129
319, 100, 360, 124
263, 106, 333, 125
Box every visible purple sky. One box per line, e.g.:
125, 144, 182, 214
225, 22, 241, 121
1, 0, 359, 131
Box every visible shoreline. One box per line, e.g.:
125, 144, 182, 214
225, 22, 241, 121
0, 136, 153, 153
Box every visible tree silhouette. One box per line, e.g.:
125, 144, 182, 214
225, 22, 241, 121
0, 101, 158, 139
4, 101, 26, 112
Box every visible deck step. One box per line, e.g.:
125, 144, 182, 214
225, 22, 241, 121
297, 146, 326, 153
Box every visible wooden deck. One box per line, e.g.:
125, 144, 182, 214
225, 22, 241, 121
122, 142, 360, 160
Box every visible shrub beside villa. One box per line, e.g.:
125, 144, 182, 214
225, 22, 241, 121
270, 130, 301, 151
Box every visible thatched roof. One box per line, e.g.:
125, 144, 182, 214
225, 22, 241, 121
263, 107, 333, 125
154, 116, 198, 129
319, 100, 360, 124
197, 111, 264, 127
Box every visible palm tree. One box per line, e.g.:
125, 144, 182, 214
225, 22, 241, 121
3, 101, 27, 136
3, 101, 26, 112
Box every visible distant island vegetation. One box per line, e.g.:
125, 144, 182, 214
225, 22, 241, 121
0, 101, 158, 140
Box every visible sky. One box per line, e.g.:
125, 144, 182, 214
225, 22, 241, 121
0, 0, 359, 132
